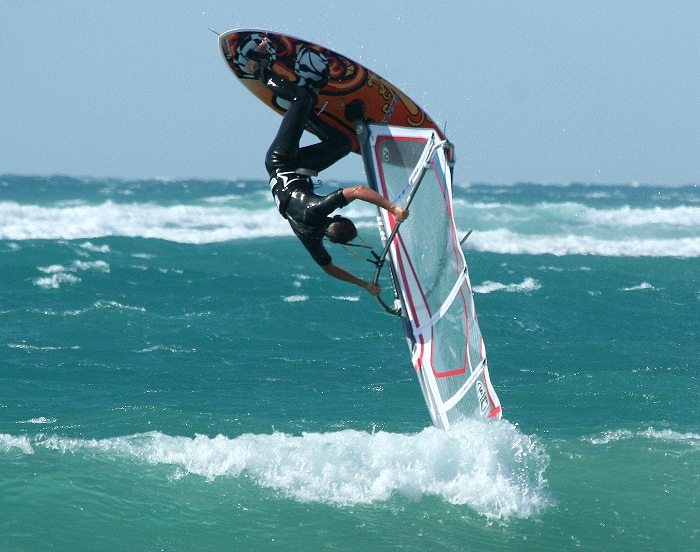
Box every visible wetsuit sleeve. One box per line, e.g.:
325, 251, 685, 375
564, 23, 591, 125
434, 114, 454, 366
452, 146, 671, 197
321, 188, 350, 211
299, 236, 332, 266
303, 189, 349, 225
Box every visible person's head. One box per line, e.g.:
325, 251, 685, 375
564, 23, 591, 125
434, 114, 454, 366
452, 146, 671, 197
325, 215, 357, 244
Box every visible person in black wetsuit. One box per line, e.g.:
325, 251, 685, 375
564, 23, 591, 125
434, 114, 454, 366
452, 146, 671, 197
244, 38, 408, 296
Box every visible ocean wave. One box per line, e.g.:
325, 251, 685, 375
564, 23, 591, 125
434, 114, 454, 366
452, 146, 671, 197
34, 259, 110, 289
34, 273, 81, 289
202, 194, 243, 204
133, 345, 196, 354
282, 295, 309, 303
0, 434, 34, 454
38, 260, 110, 274
473, 277, 541, 294
454, 201, 700, 227
17, 417, 58, 424
586, 427, 700, 446
93, 300, 146, 313
467, 229, 700, 257
621, 282, 656, 291
80, 241, 110, 253
8, 343, 80, 351
0, 199, 377, 243
0, 200, 292, 244
3, 199, 698, 257
0, 420, 551, 519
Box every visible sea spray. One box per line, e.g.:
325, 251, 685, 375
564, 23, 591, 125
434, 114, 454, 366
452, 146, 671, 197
8, 419, 551, 519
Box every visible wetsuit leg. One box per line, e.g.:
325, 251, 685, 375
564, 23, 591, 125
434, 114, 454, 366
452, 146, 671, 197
264, 82, 315, 175
297, 115, 352, 173
264, 76, 352, 175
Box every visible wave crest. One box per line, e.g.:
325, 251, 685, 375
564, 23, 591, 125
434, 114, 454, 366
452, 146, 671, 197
2, 420, 551, 519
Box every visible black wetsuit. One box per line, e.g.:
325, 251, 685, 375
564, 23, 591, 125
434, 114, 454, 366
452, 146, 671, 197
263, 77, 352, 266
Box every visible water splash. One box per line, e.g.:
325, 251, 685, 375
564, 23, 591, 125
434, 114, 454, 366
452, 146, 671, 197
1, 420, 551, 519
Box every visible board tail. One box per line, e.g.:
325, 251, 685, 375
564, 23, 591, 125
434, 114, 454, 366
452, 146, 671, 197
356, 121, 502, 429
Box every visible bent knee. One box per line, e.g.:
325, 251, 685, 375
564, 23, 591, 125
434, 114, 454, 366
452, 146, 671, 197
333, 132, 352, 155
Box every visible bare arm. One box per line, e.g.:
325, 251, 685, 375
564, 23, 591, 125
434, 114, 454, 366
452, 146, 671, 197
342, 185, 408, 222
322, 262, 380, 296
323, 185, 406, 296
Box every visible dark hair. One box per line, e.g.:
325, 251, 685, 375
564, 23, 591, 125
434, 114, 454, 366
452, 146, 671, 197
326, 216, 357, 244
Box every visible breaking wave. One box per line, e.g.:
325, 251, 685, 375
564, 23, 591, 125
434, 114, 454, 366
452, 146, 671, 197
0, 419, 551, 519
2, 193, 698, 256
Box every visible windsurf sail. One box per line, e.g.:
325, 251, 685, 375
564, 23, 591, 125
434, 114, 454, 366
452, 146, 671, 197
356, 122, 502, 430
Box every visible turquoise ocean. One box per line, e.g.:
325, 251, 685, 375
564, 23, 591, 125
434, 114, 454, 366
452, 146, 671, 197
1, 174, 698, 551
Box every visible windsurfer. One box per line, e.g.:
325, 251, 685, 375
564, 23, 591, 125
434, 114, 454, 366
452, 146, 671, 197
244, 38, 408, 296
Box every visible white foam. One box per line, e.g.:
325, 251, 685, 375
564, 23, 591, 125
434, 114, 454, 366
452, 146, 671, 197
8, 421, 551, 519
538, 265, 591, 272
34, 259, 110, 289
587, 427, 700, 446
34, 273, 81, 289
73, 260, 110, 272
38, 260, 110, 274
5, 198, 697, 256
37, 264, 67, 274
621, 282, 655, 291
93, 300, 146, 313
0, 434, 34, 454
0, 199, 379, 244
468, 229, 700, 257
582, 204, 700, 226
202, 194, 242, 204
79, 242, 110, 253
134, 345, 195, 354
0, 200, 292, 244
31, 307, 88, 317
17, 417, 58, 424
473, 277, 541, 294
457, 201, 700, 227
8, 343, 79, 351
282, 295, 309, 303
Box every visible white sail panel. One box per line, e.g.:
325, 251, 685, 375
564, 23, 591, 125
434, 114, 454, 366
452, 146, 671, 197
366, 124, 502, 430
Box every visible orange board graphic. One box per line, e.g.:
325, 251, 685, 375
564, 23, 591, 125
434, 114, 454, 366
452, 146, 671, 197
219, 29, 446, 153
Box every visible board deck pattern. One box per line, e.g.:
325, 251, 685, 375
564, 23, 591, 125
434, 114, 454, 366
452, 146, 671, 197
219, 29, 445, 152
